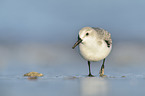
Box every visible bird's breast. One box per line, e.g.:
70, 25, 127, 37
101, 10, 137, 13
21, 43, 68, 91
79, 40, 112, 61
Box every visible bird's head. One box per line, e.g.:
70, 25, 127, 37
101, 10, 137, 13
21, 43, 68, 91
72, 27, 95, 49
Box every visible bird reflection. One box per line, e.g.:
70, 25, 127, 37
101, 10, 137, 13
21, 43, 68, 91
80, 77, 109, 96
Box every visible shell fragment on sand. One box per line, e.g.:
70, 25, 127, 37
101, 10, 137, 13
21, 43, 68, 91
24, 72, 43, 77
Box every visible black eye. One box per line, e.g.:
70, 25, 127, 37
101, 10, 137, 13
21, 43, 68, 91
86, 33, 89, 36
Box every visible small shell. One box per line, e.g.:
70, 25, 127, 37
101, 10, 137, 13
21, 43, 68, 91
24, 72, 43, 77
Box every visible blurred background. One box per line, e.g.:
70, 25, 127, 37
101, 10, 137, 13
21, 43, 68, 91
0, 0, 145, 96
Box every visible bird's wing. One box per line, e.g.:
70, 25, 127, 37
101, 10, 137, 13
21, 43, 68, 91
92, 27, 112, 47
103, 31, 112, 47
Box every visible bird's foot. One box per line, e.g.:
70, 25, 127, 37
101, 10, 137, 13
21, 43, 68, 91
99, 67, 105, 77
99, 74, 107, 78
88, 74, 94, 77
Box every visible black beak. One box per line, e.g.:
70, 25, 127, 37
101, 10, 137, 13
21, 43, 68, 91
72, 36, 82, 49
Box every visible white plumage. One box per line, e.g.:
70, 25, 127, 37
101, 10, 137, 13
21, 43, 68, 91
72, 27, 112, 77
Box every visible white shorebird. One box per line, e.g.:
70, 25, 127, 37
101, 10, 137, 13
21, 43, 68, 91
72, 27, 112, 77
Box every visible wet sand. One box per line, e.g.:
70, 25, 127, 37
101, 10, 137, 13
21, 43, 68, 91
0, 42, 145, 96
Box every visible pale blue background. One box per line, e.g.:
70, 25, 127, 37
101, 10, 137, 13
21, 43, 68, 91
0, 0, 145, 43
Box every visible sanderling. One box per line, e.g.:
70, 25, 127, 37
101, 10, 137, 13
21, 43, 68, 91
72, 27, 112, 77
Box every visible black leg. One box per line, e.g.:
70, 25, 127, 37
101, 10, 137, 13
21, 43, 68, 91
99, 58, 105, 77
88, 61, 94, 77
